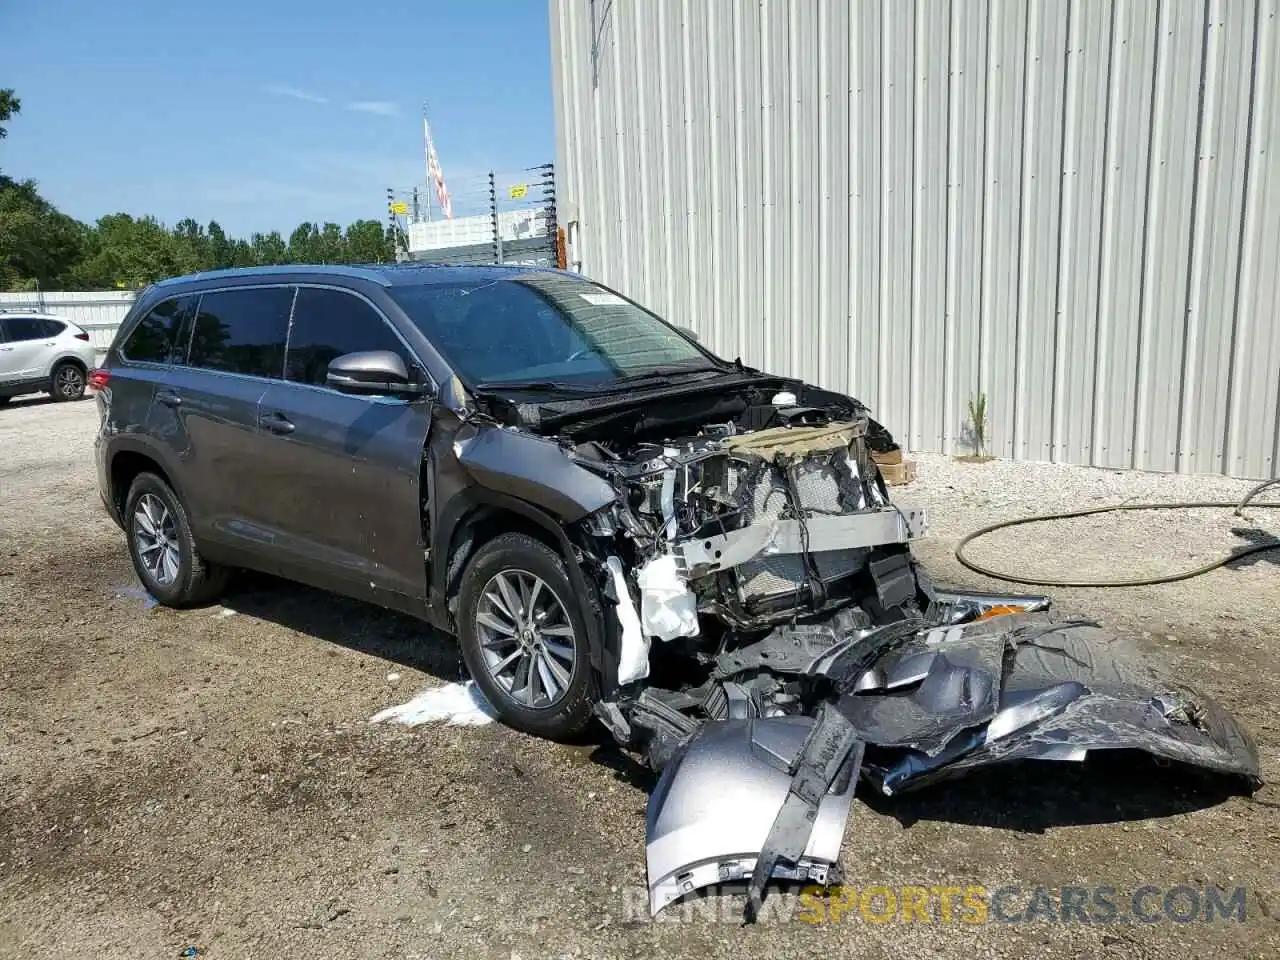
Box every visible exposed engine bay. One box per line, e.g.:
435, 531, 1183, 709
463, 373, 1262, 922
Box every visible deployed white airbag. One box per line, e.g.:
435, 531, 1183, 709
636, 554, 700, 641
608, 555, 651, 684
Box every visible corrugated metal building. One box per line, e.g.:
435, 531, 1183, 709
549, 0, 1280, 479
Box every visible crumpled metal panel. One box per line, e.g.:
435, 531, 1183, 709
839, 633, 1005, 757
645, 717, 856, 915
854, 616, 1262, 795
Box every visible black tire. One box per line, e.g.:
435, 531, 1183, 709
456, 532, 595, 741
0, 396, 10, 406
50, 361, 86, 401
124, 472, 228, 607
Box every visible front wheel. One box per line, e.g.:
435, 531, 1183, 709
51, 361, 86, 401
456, 533, 594, 741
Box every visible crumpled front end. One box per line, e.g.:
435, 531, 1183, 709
506, 378, 1260, 920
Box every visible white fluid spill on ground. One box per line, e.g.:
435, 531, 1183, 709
369, 681, 496, 727
113, 584, 158, 610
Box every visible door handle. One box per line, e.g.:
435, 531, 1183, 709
258, 412, 295, 435
156, 389, 182, 407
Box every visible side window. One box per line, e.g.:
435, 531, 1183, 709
4, 317, 48, 342
121, 297, 198, 364
38, 319, 63, 337
284, 287, 410, 387
188, 287, 293, 379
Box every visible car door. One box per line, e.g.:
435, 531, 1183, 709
149, 285, 295, 567
254, 285, 434, 607
0, 316, 56, 383
0, 318, 15, 381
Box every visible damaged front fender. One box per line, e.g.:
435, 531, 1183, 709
453, 424, 616, 522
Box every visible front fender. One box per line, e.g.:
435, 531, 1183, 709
453, 424, 615, 522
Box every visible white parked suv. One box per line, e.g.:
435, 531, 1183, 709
0, 311, 97, 404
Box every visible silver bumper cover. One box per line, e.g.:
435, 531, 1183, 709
645, 716, 857, 915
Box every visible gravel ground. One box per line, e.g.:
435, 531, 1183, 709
1, 398, 1278, 960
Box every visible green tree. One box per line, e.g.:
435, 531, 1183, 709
171, 217, 211, 274
0, 88, 19, 140
287, 222, 322, 263
67, 213, 186, 289
316, 222, 346, 263
345, 219, 393, 263
228, 238, 255, 268
0, 176, 84, 289
207, 220, 233, 270
250, 231, 288, 265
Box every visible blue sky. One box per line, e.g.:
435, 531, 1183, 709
1, 0, 555, 236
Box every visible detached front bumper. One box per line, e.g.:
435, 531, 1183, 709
644, 611, 1261, 918
646, 716, 857, 915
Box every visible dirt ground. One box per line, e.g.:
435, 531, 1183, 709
1, 397, 1277, 960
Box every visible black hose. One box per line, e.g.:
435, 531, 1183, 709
953, 477, 1280, 588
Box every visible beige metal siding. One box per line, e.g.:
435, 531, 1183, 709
551, 0, 1280, 478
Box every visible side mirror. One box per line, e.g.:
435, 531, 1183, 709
326, 351, 429, 397
675, 325, 700, 342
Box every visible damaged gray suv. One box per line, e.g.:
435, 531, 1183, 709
96, 264, 1260, 917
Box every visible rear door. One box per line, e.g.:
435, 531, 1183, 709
151, 285, 295, 565
255, 285, 434, 604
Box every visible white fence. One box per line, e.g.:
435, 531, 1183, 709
0, 291, 136, 360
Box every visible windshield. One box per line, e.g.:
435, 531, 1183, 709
388, 273, 720, 388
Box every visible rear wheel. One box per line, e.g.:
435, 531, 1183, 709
456, 533, 594, 740
51, 361, 85, 401
124, 472, 228, 607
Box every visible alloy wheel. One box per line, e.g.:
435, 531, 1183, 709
132, 493, 181, 586
57, 366, 84, 398
475, 569, 577, 708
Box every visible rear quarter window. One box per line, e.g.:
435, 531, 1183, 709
121, 296, 199, 364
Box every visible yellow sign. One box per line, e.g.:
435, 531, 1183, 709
509, 184, 528, 200
389, 201, 409, 215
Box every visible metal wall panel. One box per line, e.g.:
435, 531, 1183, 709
550, 0, 1280, 478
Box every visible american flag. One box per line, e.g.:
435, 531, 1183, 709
424, 117, 454, 219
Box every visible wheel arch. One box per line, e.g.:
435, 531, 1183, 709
50, 353, 88, 375
433, 489, 611, 689
106, 440, 187, 521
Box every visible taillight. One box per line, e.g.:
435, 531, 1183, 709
87, 369, 110, 392
74, 331, 90, 341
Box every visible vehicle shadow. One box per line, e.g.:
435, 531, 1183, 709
860, 751, 1250, 832
585, 740, 660, 793
2, 395, 58, 410
220, 571, 467, 682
